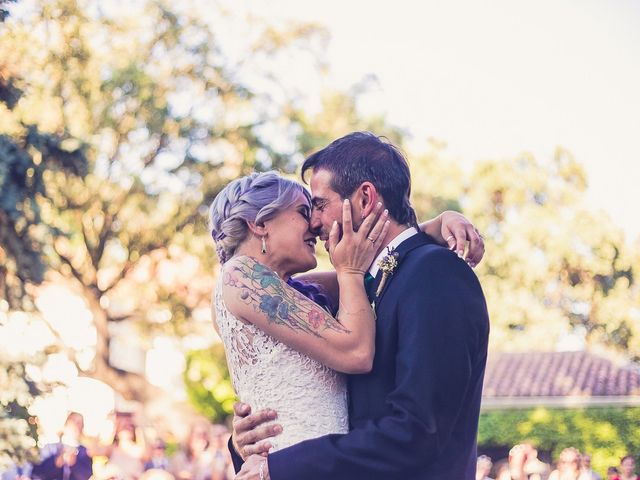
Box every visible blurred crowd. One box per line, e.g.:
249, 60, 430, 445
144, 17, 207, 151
4, 412, 638, 480
2, 412, 235, 480
476, 443, 639, 480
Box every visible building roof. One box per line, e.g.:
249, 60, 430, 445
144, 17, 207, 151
481, 351, 640, 409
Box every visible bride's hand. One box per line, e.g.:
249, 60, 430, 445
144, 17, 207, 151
419, 210, 485, 267
328, 200, 390, 276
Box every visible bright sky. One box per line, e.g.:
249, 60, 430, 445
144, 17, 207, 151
10, 0, 639, 240
245, 0, 640, 242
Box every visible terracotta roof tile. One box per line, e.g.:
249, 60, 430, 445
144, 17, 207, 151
483, 351, 640, 398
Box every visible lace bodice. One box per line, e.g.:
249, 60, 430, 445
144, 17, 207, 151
214, 277, 349, 451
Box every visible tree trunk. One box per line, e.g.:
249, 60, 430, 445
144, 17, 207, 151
84, 287, 158, 402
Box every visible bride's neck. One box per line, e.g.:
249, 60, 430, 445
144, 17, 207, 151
234, 241, 290, 281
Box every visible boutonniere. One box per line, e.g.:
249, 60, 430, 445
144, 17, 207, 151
375, 248, 399, 298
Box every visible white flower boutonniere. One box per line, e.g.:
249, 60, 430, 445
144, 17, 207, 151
375, 248, 400, 299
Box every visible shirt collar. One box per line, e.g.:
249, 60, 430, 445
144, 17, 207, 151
368, 227, 418, 277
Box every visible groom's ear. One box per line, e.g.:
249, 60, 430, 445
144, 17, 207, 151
353, 182, 379, 219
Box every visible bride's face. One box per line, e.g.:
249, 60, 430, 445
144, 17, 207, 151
262, 193, 318, 277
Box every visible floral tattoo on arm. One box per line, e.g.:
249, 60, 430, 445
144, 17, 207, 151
224, 257, 350, 337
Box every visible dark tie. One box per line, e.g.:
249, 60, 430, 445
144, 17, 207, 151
364, 272, 375, 302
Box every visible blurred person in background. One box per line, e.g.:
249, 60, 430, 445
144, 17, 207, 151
549, 447, 582, 480
476, 455, 494, 480
607, 467, 620, 480
143, 440, 170, 472
616, 455, 639, 480
209, 426, 233, 480
107, 423, 146, 480
31, 412, 92, 480
1, 458, 33, 480
578, 453, 601, 480
1, 464, 31, 480
92, 463, 123, 480
139, 469, 174, 480
169, 423, 213, 480
508, 443, 549, 480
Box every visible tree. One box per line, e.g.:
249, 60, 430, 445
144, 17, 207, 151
291, 86, 640, 360
0, 349, 41, 470
0, 0, 16, 22
294, 85, 406, 162
408, 146, 640, 359
183, 345, 235, 423
0, 2, 87, 309
0, 0, 326, 403
478, 407, 640, 475
1, 1, 74, 467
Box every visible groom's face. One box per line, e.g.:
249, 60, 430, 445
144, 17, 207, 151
309, 169, 362, 248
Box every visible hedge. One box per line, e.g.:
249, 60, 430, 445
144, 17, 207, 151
478, 407, 640, 474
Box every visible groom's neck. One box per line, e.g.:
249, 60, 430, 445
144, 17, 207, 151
373, 221, 410, 259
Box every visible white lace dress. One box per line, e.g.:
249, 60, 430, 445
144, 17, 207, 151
214, 278, 349, 452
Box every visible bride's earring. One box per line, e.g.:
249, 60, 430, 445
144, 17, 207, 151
261, 236, 267, 254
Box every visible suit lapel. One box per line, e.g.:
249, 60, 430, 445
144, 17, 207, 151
372, 232, 436, 307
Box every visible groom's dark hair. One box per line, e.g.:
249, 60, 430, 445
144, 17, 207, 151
301, 131, 418, 226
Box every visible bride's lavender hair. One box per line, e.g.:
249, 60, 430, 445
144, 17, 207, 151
209, 171, 306, 262
209, 171, 334, 312
287, 277, 335, 314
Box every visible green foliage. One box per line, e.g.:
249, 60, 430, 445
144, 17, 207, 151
0, 0, 16, 23
0, 350, 41, 470
0, 0, 327, 401
183, 345, 236, 423
1, 1, 86, 465
0, 129, 87, 308
1, 1, 88, 309
479, 407, 640, 473
294, 89, 406, 161
0, 77, 21, 109
406, 145, 640, 360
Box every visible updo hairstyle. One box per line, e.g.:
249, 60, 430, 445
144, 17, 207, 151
209, 171, 311, 264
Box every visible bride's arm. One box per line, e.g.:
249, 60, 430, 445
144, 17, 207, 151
222, 258, 372, 374
222, 202, 389, 374
419, 210, 484, 266
294, 210, 485, 303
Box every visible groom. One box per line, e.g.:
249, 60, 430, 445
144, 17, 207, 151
234, 132, 490, 479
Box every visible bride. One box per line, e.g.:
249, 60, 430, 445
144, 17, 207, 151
209, 171, 481, 453
210, 170, 387, 452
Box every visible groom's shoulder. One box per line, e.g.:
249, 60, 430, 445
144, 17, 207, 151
402, 233, 475, 278
407, 233, 460, 263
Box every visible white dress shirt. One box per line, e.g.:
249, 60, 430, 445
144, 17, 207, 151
368, 227, 418, 277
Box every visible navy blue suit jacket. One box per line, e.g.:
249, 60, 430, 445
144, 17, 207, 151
234, 233, 490, 479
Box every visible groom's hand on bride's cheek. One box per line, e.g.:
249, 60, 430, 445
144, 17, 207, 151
232, 402, 282, 459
